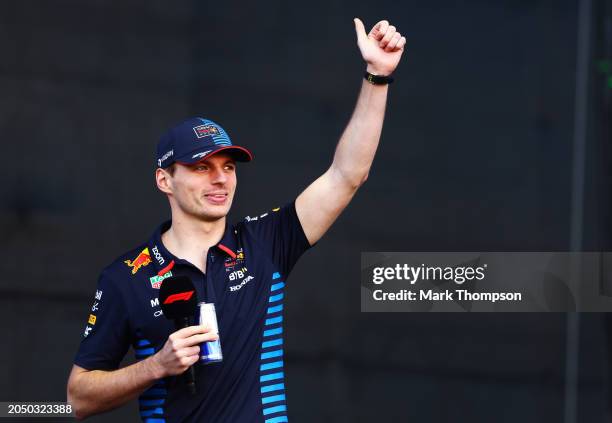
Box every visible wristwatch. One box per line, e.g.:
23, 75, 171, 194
364, 71, 394, 85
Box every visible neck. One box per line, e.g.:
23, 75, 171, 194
161, 212, 227, 272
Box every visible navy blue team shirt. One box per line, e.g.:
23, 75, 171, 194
74, 202, 311, 422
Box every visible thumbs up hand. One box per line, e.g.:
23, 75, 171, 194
354, 18, 406, 77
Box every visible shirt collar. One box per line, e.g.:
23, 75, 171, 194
149, 220, 239, 274
216, 221, 239, 259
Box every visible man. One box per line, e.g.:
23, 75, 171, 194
67, 18, 406, 422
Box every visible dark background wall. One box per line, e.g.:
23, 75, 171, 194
0, 0, 610, 422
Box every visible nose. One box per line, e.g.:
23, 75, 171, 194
210, 166, 228, 185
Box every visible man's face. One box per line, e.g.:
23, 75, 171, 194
166, 153, 237, 222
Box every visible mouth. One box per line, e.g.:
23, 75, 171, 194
204, 192, 228, 205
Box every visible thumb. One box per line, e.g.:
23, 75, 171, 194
353, 17, 367, 42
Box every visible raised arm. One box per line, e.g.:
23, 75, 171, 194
295, 18, 406, 245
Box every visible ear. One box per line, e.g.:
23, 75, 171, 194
155, 168, 173, 195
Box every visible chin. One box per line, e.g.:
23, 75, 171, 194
201, 206, 230, 221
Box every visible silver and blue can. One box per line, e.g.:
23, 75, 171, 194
198, 302, 223, 364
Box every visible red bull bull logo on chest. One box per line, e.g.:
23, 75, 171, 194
124, 248, 152, 275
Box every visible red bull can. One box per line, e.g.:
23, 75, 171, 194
198, 302, 223, 364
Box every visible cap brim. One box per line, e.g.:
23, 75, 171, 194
177, 145, 253, 164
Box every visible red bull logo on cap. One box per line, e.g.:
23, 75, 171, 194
193, 124, 220, 138
124, 248, 152, 275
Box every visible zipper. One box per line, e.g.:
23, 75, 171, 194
204, 251, 218, 304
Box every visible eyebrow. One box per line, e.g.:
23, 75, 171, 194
192, 158, 236, 166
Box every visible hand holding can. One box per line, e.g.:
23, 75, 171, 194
150, 325, 218, 378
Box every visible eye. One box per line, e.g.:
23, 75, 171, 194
194, 164, 209, 171
225, 164, 236, 171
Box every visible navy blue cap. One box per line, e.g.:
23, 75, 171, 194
156, 117, 253, 168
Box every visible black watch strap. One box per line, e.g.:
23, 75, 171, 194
364, 71, 394, 85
